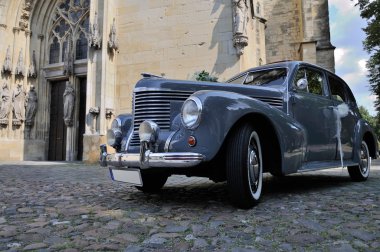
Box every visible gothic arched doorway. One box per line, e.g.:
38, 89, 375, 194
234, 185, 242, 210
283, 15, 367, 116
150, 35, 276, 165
45, 0, 90, 161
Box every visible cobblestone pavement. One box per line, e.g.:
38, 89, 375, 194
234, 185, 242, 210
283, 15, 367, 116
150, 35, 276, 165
0, 160, 379, 252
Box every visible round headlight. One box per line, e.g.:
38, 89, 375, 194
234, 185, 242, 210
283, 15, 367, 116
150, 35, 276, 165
181, 97, 202, 129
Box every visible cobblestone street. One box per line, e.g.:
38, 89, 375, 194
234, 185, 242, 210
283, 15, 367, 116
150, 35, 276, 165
0, 161, 379, 251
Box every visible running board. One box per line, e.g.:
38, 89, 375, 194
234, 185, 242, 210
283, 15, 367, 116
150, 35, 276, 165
298, 160, 359, 173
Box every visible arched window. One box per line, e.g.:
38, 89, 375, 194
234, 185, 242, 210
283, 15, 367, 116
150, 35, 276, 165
48, 0, 90, 65
49, 37, 60, 64
62, 40, 68, 62
76, 32, 88, 60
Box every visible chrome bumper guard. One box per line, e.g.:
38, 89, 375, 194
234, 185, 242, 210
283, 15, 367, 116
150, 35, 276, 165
100, 144, 204, 168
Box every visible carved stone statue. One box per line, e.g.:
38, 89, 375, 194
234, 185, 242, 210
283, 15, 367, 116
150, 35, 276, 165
15, 48, 25, 77
232, 0, 249, 56
25, 85, 37, 127
63, 81, 75, 127
12, 83, 26, 125
2, 46, 12, 75
0, 83, 11, 125
89, 12, 102, 49
28, 50, 37, 78
108, 18, 118, 51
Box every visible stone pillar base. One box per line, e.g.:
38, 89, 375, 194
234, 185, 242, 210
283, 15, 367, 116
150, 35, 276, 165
82, 134, 107, 163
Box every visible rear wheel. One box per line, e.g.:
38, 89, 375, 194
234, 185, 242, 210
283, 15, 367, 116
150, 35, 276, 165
226, 123, 263, 208
135, 172, 168, 193
348, 141, 370, 181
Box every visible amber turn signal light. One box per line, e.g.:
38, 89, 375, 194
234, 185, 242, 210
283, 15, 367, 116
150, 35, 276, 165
188, 136, 197, 147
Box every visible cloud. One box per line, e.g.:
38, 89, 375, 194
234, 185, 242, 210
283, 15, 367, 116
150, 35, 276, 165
329, 0, 358, 14
358, 59, 368, 74
334, 48, 350, 65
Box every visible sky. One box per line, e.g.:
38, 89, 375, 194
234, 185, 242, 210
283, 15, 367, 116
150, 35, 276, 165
329, 0, 376, 115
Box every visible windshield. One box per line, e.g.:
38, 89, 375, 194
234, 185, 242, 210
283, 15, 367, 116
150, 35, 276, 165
227, 68, 288, 87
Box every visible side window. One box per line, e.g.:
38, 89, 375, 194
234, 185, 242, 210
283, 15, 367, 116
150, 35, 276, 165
294, 67, 324, 96
328, 75, 347, 103
345, 84, 357, 105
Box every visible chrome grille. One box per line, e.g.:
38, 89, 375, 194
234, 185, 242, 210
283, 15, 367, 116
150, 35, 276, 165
252, 96, 283, 108
129, 90, 193, 147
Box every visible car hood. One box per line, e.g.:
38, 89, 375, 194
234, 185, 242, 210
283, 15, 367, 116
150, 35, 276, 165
135, 78, 285, 101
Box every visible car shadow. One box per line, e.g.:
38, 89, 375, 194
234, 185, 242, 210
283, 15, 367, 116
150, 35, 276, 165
114, 172, 356, 209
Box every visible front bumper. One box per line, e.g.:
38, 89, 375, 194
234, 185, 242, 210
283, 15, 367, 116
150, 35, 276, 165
100, 144, 204, 168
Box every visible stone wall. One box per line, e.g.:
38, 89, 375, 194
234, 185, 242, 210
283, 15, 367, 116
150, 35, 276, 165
264, 0, 302, 64
264, 0, 335, 72
115, 0, 242, 114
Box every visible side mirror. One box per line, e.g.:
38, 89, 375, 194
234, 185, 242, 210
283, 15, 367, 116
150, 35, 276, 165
296, 78, 308, 90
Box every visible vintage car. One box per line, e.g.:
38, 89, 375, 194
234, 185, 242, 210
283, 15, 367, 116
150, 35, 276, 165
100, 61, 378, 208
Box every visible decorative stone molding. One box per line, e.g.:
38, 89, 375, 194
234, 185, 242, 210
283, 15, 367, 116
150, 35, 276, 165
2, 46, 12, 75
0, 83, 11, 126
89, 107, 100, 133
105, 108, 114, 120
89, 12, 102, 49
12, 83, 26, 126
37, 34, 44, 40
108, 18, 118, 52
19, 0, 34, 30
25, 85, 37, 127
232, 0, 249, 56
89, 106, 100, 116
15, 49, 25, 77
28, 50, 37, 78
63, 81, 75, 127
233, 35, 248, 56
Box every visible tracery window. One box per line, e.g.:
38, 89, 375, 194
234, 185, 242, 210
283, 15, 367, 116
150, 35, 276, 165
48, 0, 90, 65
62, 40, 68, 62
49, 37, 60, 64
76, 32, 88, 60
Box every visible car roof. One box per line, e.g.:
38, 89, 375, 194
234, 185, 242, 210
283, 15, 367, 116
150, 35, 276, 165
227, 61, 337, 82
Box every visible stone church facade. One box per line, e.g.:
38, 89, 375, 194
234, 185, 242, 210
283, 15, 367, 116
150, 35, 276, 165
0, 0, 334, 162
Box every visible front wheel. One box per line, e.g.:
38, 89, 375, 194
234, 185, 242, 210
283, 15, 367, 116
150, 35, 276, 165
226, 123, 263, 208
135, 172, 168, 193
348, 141, 371, 181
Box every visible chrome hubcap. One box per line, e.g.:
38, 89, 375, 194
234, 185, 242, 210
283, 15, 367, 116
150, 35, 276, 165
248, 140, 260, 193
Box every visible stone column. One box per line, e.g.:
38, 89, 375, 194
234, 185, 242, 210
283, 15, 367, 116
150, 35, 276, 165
83, 0, 116, 163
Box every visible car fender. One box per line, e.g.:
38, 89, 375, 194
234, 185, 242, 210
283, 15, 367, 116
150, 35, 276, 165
170, 90, 307, 174
117, 113, 133, 152
353, 119, 378, 162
